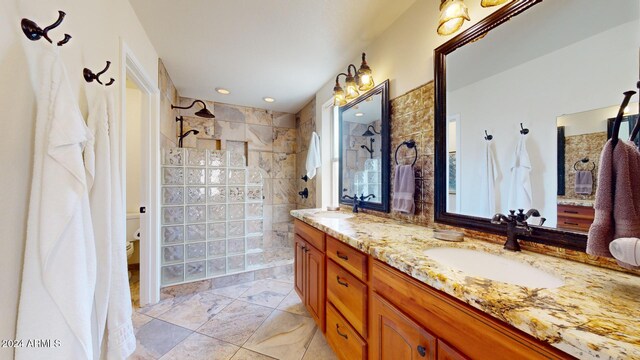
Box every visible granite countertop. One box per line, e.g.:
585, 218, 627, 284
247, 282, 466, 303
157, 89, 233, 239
557, 199, 595, 207
290, 208, 640, 360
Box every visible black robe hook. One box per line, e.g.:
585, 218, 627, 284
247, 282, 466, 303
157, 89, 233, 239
21, 10, 71, 46
84, 61, 115, 86
484, 130, 493, 141
520, 123, 529, 135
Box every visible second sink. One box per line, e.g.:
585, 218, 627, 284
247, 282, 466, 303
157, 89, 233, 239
423, 247, 564, 289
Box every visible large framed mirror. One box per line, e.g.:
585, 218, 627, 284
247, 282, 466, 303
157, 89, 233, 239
339, 80, 390, 212
434, 0, 639, 250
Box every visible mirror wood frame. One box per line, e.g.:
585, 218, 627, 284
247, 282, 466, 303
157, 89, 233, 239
434, 0, 588, 252
339, 79, 391, 213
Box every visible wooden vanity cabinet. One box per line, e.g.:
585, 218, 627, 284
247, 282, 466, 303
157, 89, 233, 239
294, 221, 325, 332
294, 219, 573, 360
370, 293, 437, 360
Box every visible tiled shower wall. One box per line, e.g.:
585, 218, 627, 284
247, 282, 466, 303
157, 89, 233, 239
157, 62, 298, 291
295, 99, 317, 209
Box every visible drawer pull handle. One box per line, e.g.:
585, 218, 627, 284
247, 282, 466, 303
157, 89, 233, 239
337, 251, 349, 260
336, 324, 348, 339
563, 210, 579, 214
417, 345, 426, 357
565, 221, 579, 226
336, 276, 349, 287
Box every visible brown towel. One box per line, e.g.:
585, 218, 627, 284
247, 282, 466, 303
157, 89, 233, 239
587, 139, 640, 269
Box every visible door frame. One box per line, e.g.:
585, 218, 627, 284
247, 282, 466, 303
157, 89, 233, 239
119, 39, 161, 306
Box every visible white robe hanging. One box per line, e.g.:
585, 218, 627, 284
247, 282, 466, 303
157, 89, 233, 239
85, 87, 136, 359
16, 40, 96, 360
507, 134, 532, 211
479, 140, 498, 217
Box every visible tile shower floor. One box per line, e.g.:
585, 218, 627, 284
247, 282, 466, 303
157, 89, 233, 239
128, 274, 337, 360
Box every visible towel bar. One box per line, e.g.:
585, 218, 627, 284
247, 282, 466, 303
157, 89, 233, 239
394, 140, 417, 166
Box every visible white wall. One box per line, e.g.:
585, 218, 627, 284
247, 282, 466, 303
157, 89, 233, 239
449, 22, 638, 225
0, 1, 158, 357
313, 0, 506, 113
126, 86, 143, 215
557, 102, 639, 137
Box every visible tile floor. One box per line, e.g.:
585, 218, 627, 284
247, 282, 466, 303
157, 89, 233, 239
128, 272, 337, 360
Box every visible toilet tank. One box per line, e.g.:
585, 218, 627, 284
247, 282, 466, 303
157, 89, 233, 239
126, 213, 140, 242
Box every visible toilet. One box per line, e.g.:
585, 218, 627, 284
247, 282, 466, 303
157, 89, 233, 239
126, 213, 141, 279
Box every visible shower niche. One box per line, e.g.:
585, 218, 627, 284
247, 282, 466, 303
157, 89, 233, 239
160, 148, 265, 286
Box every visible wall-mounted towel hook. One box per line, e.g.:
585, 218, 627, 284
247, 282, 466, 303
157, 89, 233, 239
394, 139, 418, 166
484, 130, 493, 141
574, 157, 595, 171
84, 61, 115, 86
611, 90, 637, 148
21, 10, 72, 46
301, 175, 309, 182
519, 123, 529, 135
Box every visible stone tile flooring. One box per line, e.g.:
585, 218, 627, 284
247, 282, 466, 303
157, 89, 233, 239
128, 274, 337, 360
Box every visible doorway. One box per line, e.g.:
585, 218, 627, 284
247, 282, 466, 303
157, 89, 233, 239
120, 41, 161, 306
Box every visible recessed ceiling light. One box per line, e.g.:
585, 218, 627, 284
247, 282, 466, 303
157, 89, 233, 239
355, 112, 364, 117
216, 88, 230, 95
263, 97, 275, 103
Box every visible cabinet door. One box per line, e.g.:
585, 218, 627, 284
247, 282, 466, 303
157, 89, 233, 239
437, 340, 468, 360
370, 293, 437, 360
305, 244, 326, 332
294, 236, 306, 299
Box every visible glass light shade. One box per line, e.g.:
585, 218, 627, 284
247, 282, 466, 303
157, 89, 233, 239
345, 76, 360, 100
437, 0, 470, 36
358, 71, 374, 91
333, 86, 347, 107
357, 57, 374, 91
481, 0, 509, 7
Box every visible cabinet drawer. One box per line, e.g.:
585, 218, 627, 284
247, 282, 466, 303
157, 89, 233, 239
327, 259, 367, 338
326, 303, 366, 360
556, 216, 592, 232
557, 205, 594, 219
327, 236, 368, 281
295, 220, 325, 252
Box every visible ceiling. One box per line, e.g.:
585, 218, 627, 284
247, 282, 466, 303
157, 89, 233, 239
129, 0, 417, 113
448, 0, 640, 91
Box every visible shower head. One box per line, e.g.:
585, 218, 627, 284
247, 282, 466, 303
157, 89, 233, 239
172, 99, 216, 119
362, 124, 380, 137
194, 108, 215, 119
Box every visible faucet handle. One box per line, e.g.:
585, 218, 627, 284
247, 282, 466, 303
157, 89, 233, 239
509, 210, 516, 216
538, 217, 546, 227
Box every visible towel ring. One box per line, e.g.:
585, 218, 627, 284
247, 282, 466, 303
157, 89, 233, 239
574, 158, 595, 171
395, 140, 417, 166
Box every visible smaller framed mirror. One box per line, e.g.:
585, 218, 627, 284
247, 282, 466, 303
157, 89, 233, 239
339, 80, 390, 212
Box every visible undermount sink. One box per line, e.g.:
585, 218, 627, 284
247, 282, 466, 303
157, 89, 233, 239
311, 211, 354, 220
423, 248, 564, 289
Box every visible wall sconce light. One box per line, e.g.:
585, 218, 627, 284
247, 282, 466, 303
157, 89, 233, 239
333, 53, 375, 106
171, 99, 215, 118
437, 0, 470, 36
357, 53, 374, 91
481, 0, 509, 7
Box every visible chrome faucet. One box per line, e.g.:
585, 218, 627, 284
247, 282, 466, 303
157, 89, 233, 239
491, 209, 546, 251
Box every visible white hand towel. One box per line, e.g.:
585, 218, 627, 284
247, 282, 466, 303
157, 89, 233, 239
609, 238, 640, 267
17, 40, 96, 360
85, 87, 136, 359
479, 141, 498, 217
306, 131, 321, 179
508, 134, 532, 211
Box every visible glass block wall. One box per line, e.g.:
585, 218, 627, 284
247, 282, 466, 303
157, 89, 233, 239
161, 148, 265, 286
